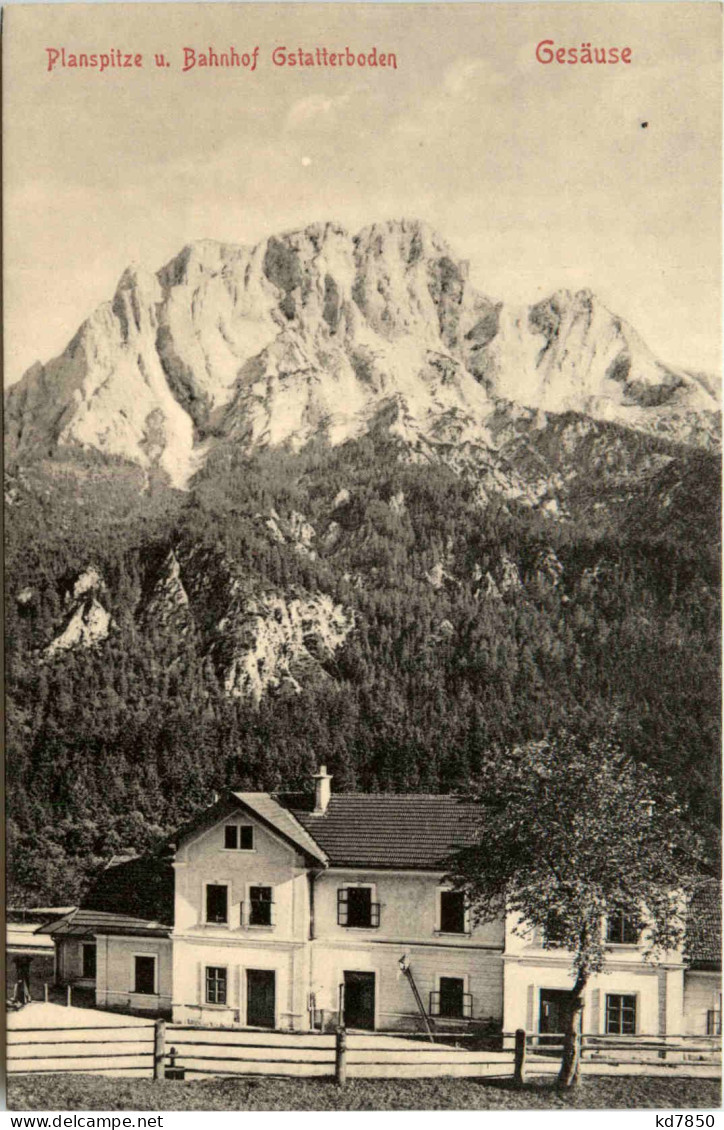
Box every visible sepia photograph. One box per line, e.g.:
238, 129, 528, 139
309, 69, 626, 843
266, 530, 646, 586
3, 1, 721, 1115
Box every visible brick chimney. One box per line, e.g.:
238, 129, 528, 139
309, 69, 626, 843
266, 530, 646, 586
312, 765, 332, 815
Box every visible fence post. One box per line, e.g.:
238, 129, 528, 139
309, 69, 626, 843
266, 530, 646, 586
66, 984, 72, 1008
44, 983, 49, 1003
335, 1026, 347, 1086
154, 1019, 166, 1080
513, 1028, 527, 1088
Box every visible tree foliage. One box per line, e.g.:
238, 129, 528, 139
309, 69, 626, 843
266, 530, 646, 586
4, 431, 720, 906
446, 733, 706, 1086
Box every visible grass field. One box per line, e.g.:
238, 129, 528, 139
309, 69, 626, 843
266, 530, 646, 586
7, 1074, 722, 1111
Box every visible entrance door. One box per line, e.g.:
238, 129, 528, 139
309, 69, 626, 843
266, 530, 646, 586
439, 977, 465, 1019
539, 989, 574, 1047
246, 969, 276, 1028
343, 971, 375, 1030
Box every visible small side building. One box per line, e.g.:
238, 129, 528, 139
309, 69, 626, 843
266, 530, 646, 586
38, 853, 174, 1016
7, 908, 69, 999
683, 880, 721, 1035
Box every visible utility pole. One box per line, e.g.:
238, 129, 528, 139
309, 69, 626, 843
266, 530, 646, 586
398, 955, 435, 1043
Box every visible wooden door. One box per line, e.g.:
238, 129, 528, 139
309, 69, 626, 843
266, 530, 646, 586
343, 971, 375, 1030
246, 969, 276, 1028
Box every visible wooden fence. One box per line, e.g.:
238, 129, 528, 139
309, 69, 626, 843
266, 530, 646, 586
7, 1018, 722, 1082
165, 1025, 512, 1080
7, 1022, 157, 1078
508, 1031, 722, 1082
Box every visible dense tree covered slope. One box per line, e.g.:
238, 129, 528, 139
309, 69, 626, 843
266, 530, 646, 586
5, 417, 720, 904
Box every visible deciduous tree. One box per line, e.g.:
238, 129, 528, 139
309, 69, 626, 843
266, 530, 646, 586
446, 733, 706, 1088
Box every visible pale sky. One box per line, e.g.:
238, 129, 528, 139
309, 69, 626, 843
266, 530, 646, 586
4, 2, 722, 386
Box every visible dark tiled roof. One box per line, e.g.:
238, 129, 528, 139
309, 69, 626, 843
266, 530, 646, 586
280, 794, 484, 869
38, 908, 171, 938
686, 881, 722, 970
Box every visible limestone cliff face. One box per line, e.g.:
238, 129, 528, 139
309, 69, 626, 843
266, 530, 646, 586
7, 220, 718, 490
141, 545, 353, 704
40, 546, 353, 703
45, 567, 112, 657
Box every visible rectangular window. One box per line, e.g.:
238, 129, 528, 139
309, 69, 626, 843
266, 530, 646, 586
249, 886, 273, 926
439, 890, 466, 934
337, 887, 380, 928
224, 825, 254, 850
606, 912, 639, 945
134, 955, 156, 995
543, 912, 568, 947
82, 943, 96, 979
205, 966, 227, 1005
430, 978, 473, 1019
707, 1010, 722, 1036
606, 993, 637, 1035
205, 883, 229, 924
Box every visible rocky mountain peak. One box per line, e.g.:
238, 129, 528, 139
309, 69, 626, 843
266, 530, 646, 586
6, 220, 719, 491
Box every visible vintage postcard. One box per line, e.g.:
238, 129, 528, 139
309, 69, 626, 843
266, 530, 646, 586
3, 0, 721, 1117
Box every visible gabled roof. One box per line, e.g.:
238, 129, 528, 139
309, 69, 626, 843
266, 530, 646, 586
232, 792, 328, 866
686, 880, 722, 971
38, 908, 171, 938
279, 794, 484, 870
174, 790, 328, 866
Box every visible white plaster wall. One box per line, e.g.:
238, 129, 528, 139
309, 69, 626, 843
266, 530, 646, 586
683, 971, 722, 1035
503, 957, 670, 1036
58, 938, 95, 984
315, 869, 504, 947
95, 935, 172, 1013
172, 937, 310, 1030
174, 813, 309, 942
310, 940, 503, 1029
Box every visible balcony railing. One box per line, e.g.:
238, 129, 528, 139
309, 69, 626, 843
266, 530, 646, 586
337, 897, 381, 928
239, 900, 276, 928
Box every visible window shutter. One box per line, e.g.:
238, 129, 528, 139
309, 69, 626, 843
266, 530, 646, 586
590, 989, 600, 1034
337, 888, 348, 925
526, 984, 535, 1032
197, 962, 202, 1005
657, 971, 667, 1035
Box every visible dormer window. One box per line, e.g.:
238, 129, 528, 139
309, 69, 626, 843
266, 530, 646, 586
224, 824, 254, 851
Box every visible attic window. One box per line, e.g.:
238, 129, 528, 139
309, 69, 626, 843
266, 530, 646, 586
224, 825, 254, 851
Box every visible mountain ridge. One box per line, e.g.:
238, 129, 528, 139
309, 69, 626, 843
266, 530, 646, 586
6, 219, 719, 491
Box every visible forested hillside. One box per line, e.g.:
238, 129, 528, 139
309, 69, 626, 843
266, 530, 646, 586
6, 418, 720, 905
